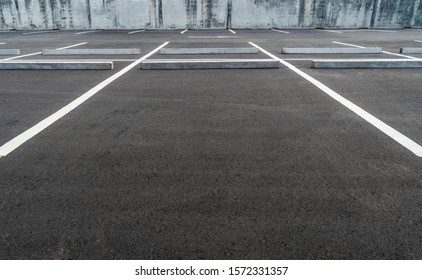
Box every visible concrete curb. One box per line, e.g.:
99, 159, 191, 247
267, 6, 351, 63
159, 47, 258, 54
0, 61, 113, 70
0, 49, 20, 55
42, 48, 141, 55
281, 47, 382, 54
141, 59, 279, 70
400, 47, 422, 54
311, 59, 422, 69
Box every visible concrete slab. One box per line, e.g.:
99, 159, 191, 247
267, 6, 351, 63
311, 59, 422, 69
281, 47, 382, 54
42, 48, 141, 55
0, 49, 20, 55
159, 47, 258, 54
0, 60, 113, 70
141, 59, 280, 69
400, 47, 422, 54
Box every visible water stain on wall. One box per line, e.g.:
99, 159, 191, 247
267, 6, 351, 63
0, 0, 421, 29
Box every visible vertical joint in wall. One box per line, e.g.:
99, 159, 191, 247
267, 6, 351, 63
370, 0, 379, 28
316, 0, 326, 28
226, 0, 232, 29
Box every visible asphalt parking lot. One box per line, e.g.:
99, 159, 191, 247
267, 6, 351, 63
0, 28, 421, 259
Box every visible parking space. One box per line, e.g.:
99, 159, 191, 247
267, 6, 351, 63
0, 29, 421, 259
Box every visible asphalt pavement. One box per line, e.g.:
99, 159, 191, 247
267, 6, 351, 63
0, 28, 421, 259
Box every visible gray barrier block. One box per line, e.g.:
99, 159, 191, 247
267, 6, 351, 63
42, 48, 141, 55
0, 49, 20, 55
311, 59, 422, 69
400, 47, 422, 54
159, 47, 258, 54
0, 61, 113, 70
140, 59, 280, 70
281, 47, 382, 54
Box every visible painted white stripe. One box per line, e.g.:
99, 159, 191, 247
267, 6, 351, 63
22, 30, 58, 35
0, 42, 169, 158
271, 29, 290, 34
1, 52, 42, 61
332, 41, 365, 49
228, 29, 236, 34
1, 42, 91, 61
415, 40, 422, 43
0, 42, 6, 45
180, 29, 188, 34
128, 30, 145, 34
249, 41, 422, 157
381, 50, 419, 59
56, 42, 87, 50
75, 30, 101, 35
332, 41, 418, 59
323, 30, 343, 34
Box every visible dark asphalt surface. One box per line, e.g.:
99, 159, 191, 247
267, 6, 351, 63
0, 29, 421, 260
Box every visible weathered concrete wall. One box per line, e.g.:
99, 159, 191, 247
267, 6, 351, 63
372, 0, 422, 28
0, 0, 421, 29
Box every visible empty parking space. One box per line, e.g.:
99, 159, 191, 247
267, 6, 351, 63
0, 29, 421, 260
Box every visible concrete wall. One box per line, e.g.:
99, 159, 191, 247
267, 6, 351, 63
1, 0, 421, 29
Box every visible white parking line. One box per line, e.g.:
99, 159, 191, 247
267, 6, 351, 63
181, 29, 188, 34
332, 41, 365, 48
75, 30, 101, 35
249, 41, 422, 157
56, 42, 87, 50
22, 30, 59, 35
228, 29, 236, 34
128, 30, 145, 35
0, 51, 42, 61
323, 30, 343, 34
271, 29, 290, 34
1, 42, 90, 61
0, 42, 169, 158
381, 50, 419, 59
415, 40, 422, 43
0, 42, 6, 45
332, 41, 418, 59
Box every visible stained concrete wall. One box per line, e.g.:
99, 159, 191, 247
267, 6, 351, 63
1, 0, 421, 30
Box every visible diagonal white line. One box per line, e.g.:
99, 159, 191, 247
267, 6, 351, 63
271, 29, 290, 34
56, 42, 87, 50
0, 52, 41, 60
0, 42, 170, 158
323, 30, 343, 34
249, 41, 422, 157
332, 41, 365, 49
75, 30, 101, 35
128, 30, 145, 35
332, 41, 418, 59
1, 42, 90, 61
